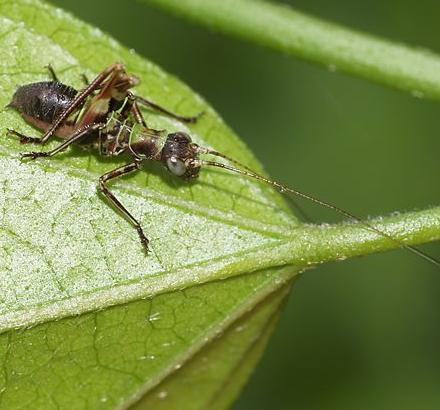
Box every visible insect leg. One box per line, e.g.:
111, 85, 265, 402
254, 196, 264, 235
46, 64, 60, 82
20, 123, 104, 160
131, 99, 148, 128
98, 160, 150, 252
46, 63, 89, 86
135, 95, 204, 124
81, 73, 90, 86
131, 98, 165, 136
6, 128, 43, 144
120, 92, 163, 135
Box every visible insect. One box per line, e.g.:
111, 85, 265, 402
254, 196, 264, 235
7, 63, 200, 144
6, 64, 440, 268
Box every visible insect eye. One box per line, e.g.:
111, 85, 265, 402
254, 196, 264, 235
166, 156, 187, 176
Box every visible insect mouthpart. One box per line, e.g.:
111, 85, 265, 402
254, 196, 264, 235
161, 132, 201, 179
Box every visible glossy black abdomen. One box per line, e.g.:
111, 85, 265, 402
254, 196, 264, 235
8, 81, 78, 124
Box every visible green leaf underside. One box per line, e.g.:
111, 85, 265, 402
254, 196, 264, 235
0, 0, 300, 408
131, 282, 290, 410
0, 267, 296, 409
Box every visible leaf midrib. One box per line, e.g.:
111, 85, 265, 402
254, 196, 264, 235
0, 230, 299, 331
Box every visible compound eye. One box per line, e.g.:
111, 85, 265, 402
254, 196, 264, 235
166, 156, 187, 176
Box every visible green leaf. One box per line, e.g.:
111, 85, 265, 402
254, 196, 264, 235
0, 267, 296, 408
0, 1, 439, 408
0, 0, 300, 407
0, 0, 299, 332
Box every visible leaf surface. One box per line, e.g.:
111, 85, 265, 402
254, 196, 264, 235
0, 0, 300, 407
5, 2, 438, 407
0, 0, 299, 331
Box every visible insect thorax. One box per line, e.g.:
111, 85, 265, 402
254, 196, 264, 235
99, 115, 165, 159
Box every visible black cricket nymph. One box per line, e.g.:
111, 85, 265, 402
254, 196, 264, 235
5, 63, 440, 268
6, 63, 203, 252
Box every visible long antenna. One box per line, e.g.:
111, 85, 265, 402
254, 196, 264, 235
199, 151, 440, 269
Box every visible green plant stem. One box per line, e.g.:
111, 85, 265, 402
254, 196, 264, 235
282, 206, 440, 267
145, 0, 440, 99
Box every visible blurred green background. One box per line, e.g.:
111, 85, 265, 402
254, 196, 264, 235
48, 0, 440, 408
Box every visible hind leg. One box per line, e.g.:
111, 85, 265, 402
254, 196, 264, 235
6, 128, 43, 144
46, 64, 60, 82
